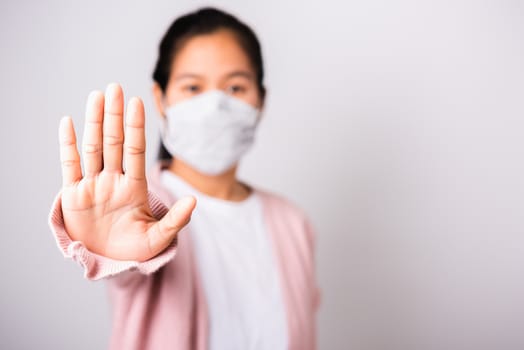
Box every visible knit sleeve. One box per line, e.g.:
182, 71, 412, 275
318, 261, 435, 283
48, 190, 177, 281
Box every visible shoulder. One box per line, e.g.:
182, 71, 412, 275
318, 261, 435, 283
254, 187, 309, 220
253, 186, 316, 243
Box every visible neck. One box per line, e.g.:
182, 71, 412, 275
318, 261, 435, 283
167, 158, 251, 202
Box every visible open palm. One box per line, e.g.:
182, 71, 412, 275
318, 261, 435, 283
59, 83, 196, 262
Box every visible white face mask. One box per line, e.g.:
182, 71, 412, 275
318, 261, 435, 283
161, 90, 261, 175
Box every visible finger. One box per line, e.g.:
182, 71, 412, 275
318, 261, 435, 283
59, 116, 82, 187
124, 97, 146, 182
82, 91, 104, 177
147, 197, 197, 257
103, 83, 124, 172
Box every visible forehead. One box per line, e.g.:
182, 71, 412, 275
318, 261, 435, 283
170, 29, 254, 79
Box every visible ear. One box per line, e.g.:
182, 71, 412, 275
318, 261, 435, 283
152, 83, 165, 118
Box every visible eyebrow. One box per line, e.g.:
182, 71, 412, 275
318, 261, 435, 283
225, 70, 255, 80
172, 73, 202, 82
172, 70, 255, 82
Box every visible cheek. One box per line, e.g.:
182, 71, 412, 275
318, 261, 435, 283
240, 89, 262, 109
165, 88, 193, 105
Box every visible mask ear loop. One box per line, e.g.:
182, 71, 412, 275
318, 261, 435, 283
160, 94, 169, 119
252, 106, 263, 127
159, 95, 171, 145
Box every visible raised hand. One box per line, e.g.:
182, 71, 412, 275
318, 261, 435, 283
59, 83, 196, 262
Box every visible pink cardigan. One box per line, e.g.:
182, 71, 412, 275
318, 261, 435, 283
48, 162, 321, 349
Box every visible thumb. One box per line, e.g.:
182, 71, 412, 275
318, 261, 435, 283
147, 196, 197, 257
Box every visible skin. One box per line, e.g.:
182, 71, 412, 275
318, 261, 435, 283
58, 29, 264, 261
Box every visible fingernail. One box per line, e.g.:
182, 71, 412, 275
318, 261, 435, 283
174, 196, 196, 213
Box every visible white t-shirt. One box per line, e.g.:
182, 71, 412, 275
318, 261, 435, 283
160, 170, 288, 350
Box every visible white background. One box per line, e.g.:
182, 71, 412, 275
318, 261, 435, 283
0, 0, 523, 349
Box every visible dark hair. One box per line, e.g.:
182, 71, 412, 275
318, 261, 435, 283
153, 7, 266, 160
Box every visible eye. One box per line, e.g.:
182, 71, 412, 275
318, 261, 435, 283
183, 84, 201, 94
226, 84, 246, 94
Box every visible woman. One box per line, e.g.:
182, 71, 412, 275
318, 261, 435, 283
49, 7, 320, 350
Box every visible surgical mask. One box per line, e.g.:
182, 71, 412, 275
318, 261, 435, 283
161, 90, 261, 175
